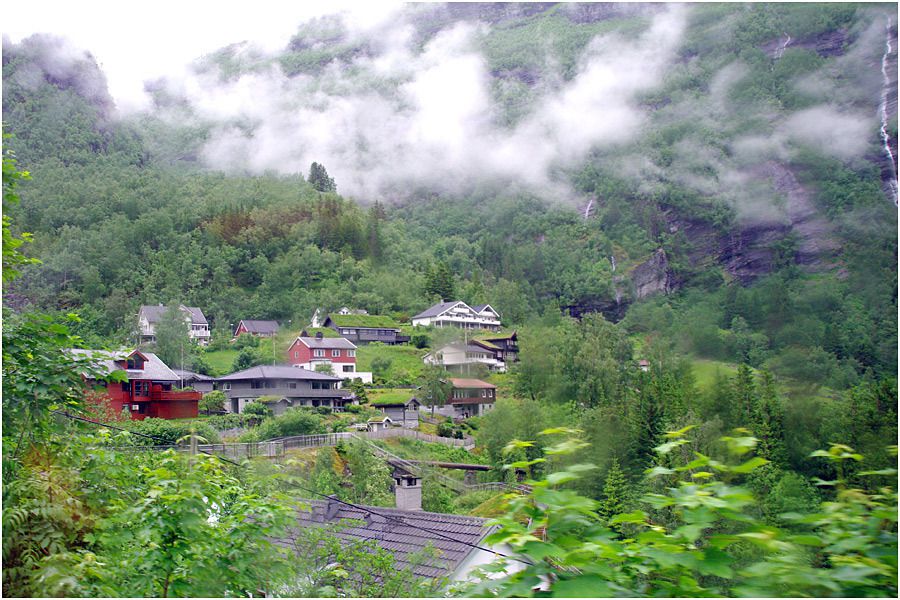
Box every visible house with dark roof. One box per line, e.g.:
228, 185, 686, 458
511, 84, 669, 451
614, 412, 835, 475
216, 365, 354, 414
138, 304, 210, 346
277, 472, 514, 586
233, 319, 280, 338
323, 314, 410, 345
411, 301, 501, 332
287, 331, 372, 383
71, 349, 201, 420
423, 340, 506, 373
478, 331, 519, 363
171, 369, 216, 394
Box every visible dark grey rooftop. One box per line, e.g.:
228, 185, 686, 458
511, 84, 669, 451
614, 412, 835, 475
217, 365, 341, 381
140, 304, 208, 325
277, 498, 494, 581
412, 301, 467, 320
238, 319, 280, 334
171, 369, 214, 381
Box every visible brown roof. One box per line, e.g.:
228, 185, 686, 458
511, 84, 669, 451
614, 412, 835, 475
449, 378, 496, 389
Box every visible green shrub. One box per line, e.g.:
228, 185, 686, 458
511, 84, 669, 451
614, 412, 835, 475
247, 408, 326, 441
410, 333, 430, 349
125, 418, 221, 445
233, 333, 260, 349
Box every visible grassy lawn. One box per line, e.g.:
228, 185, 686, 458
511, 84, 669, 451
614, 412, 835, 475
357, 343, 427, 384
368, 388, 417, 405
203, 349, 239, 376
691, 358, 743, 393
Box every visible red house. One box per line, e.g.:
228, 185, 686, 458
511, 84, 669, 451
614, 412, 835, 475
233, 319, 280, 338
286, 331, 361, 378
72, 349, 200, 420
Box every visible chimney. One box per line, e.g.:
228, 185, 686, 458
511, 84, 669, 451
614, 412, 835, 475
392, 467, 422, 511
300, 329, 309, 337
316, 331, 324, 340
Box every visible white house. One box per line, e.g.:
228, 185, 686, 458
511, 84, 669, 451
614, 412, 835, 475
423, 341, 506, 373
138, 304, 211, 346
411, 301, 501, 331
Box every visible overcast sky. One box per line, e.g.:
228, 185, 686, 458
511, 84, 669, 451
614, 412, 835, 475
3, 0, 406, 111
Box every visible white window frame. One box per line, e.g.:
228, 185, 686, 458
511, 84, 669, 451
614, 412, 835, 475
332, 349, 341, 358
348, 350, 356, 358
314, 349, 325, 358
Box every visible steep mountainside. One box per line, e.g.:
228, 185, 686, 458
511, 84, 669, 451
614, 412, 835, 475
2, 2, 897, 382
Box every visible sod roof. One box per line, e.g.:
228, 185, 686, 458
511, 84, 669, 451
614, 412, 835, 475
327, 314, 402, 329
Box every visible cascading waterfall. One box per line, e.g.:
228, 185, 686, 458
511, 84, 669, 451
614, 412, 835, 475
774, 32, 792, 59
610, 255, 616, 272
583, 197, 595, 220
878, 17, 898, 206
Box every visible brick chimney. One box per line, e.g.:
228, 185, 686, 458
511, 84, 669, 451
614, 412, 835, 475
392, 467, 422, 511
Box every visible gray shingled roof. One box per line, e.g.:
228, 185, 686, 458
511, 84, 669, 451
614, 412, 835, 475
69, 349, 179, 382
140, 305, 208, 325
412, 301, 467, 320
278, 498, 494, 581
171, 369, 214, 382
237, 319, 280, 334
294, 336, 357, 350
217, 365, 341, 381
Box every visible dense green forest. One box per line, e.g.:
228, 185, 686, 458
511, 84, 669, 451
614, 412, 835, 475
3, 2, 897, 597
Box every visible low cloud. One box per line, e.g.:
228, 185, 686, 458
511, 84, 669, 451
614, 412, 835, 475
145, 5, 688, 201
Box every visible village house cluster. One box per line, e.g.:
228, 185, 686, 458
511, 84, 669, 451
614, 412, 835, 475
81, 300, 521, 424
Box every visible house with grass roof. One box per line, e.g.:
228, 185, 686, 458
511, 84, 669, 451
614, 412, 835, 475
368, 390, 422, 428
323, 313, 410, 345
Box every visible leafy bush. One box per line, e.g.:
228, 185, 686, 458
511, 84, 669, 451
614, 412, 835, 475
199, 390, 227, 414
410, 333, 431, 349
232, 333, 259, 349
203, 413, 253, 430
124, 418, 220, 445
242, 408, 326, 442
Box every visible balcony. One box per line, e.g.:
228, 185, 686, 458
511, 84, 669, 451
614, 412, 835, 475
150, 390, 202, 402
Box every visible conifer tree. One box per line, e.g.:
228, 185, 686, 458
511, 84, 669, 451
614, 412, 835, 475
308, 161, 336, 193
599, 458, 630, 522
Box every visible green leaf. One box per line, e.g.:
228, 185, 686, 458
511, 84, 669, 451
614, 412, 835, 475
731, 457, 769, 474
609, 510, 647, 525
664, 424, 696, 439
551, 575, 616, 597
697, 548, 733, 578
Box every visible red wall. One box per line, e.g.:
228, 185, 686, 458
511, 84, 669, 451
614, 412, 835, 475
236, 323, 248, 336
287, 339, 356, 365
92, 381, 198, 420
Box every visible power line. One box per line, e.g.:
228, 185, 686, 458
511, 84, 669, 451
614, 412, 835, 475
52, 409, 532, 566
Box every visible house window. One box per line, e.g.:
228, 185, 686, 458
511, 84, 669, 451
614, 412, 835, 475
121, 382, 131, 392
332, 349, 341, 358
288, 382, 297, 389
134, 382, 149, 396
342, 365, 354, 373
294, 351, 300, 359
223, 383, 231, 391
482, 390, 487, 397
341, 329, 350, 334
251, 381, 262, 389
348, 350, 356, 358
314, 349, 325, 358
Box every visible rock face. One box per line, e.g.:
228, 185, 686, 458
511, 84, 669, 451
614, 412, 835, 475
630, 248, 673, 299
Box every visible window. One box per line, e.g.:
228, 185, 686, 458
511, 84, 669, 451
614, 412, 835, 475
294, 351, 300, 359
314, 349, 325, 358
223, 383, 231, 391
251, 381, 263, 389
348, 350, 356, 358
134, 381, 149, 396
332, 349, 341, 357
481, 390, 487, 397
121, 382, 131, 392
288, 382, 297, 389
342, 365, 354, 373
341, 329, 350, 334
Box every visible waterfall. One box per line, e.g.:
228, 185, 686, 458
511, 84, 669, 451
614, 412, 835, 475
610, 255, 616, 272
583, 197, 595, 220
878, 17, 898, 206
774, 32, 792, 59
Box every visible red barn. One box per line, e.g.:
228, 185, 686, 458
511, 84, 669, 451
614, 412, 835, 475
72, 349, 200, 420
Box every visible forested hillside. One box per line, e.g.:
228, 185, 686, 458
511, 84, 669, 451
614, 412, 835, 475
3, 2, 896, 387
2, 3, 898, 596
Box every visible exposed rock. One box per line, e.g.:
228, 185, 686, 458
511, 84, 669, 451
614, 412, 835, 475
761, 28, 849, 59
629, 248, 673, 299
